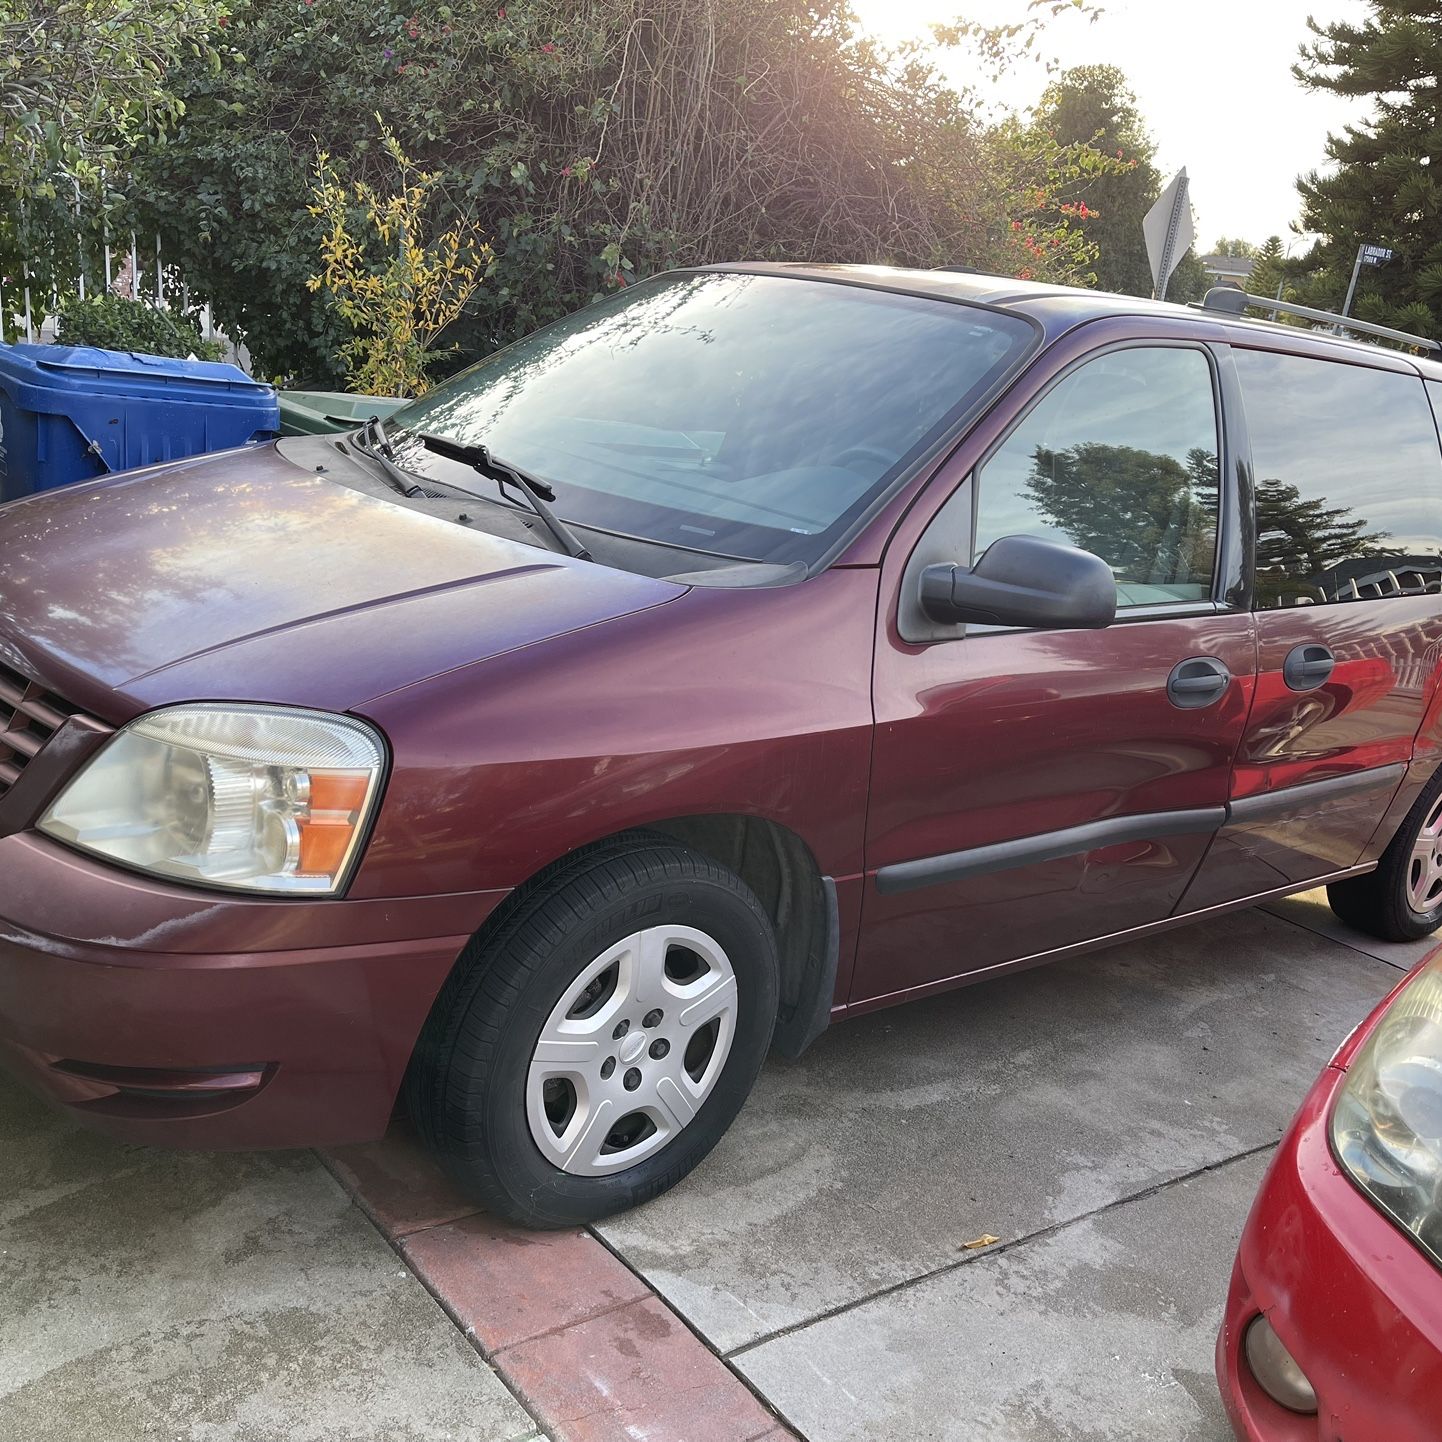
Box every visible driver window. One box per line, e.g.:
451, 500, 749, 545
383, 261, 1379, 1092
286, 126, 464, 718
974, 347, 1221, 608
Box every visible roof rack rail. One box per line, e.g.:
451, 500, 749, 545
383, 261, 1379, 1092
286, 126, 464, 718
1194, 286, 1440, 354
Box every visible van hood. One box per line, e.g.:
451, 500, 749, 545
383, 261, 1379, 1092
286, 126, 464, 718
0, 442, 683, 719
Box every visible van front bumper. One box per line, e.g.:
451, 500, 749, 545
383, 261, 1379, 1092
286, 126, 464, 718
0, 832, 506, 1148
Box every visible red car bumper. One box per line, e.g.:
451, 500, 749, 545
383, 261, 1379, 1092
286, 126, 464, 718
1216, 1064, 1442, 1442
0, 832, 506, 1148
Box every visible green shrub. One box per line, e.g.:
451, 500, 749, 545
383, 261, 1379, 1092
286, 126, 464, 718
56, 294, 226, 361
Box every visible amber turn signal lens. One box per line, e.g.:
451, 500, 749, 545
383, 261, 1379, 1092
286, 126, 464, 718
308, 771, 373, 813
297, 769, 375, 878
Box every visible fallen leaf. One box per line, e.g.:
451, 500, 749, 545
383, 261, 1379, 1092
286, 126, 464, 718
962, 1234, 1000, 1250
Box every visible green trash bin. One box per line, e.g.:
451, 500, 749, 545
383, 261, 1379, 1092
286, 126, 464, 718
277, 389, 407, 436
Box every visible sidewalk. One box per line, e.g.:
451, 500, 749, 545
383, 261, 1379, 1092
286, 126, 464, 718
0, 1089, 537, 1442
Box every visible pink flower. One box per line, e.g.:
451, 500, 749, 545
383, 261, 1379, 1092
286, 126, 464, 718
497, 5, 506, 15
561, 165, 573, 177
541, 41, 557, 53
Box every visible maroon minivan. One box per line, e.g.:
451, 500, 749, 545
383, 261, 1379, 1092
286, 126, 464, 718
4, 264, 1442, 1226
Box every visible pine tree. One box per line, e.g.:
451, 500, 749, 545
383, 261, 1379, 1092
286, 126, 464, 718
1292, 1, 1442, 341
1248, 236, 1287, 302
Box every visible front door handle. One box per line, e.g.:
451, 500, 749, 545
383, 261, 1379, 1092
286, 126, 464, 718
1283, 643, 1335, 692
1167, 655, 1232, 710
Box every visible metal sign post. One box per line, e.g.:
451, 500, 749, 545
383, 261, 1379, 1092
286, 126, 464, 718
1342, 242, 1394, 318
1144, 169, 1195, 302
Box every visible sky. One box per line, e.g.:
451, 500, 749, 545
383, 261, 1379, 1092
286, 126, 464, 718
849, 0, 1372, 251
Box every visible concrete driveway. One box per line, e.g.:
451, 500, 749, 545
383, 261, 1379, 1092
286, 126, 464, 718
1, 888, 1427, 1442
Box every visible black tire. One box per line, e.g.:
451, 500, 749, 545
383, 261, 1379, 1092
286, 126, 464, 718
406, 831, 778, 1228
1327, 770, 1442, 942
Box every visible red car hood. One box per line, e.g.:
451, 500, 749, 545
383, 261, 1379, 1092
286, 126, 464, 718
0, 443, 683, 719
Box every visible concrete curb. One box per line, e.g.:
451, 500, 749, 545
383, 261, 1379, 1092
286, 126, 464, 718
322, 1124, 797, 1442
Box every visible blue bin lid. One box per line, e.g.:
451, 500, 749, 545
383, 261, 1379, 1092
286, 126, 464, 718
0, 342, 275, 404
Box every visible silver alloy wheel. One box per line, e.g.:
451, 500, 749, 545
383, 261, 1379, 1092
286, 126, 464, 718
525, 924, 738, 1176
1407, 794, 1442, 913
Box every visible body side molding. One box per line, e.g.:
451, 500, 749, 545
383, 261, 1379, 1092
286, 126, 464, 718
1226, 763, 1407, 825
874, 761, 1409, 896
875, 807, 1226, 896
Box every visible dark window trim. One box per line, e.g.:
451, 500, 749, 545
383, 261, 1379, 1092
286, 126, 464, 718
875, 762, 1406, 894
1210, 343, 1254, 612
1427, 378, 1442, 456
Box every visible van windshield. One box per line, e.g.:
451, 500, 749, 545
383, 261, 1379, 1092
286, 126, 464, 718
386, 271, 1036, 565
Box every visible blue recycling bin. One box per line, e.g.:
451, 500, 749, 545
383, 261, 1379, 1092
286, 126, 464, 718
0, 343, 279, 502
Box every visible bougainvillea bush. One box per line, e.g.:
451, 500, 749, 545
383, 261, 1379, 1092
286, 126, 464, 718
119, 0, 1115, 382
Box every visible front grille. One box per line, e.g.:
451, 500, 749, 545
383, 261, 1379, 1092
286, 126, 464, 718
0, 661, 83, 798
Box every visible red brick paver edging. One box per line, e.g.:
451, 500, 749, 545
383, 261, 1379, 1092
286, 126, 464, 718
323, 1125, 796, 1442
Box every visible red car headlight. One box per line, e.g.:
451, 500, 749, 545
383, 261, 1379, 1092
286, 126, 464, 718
1330, 951, 1442, 1268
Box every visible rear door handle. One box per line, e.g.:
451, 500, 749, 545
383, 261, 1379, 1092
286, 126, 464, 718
1167, 655, 1232, 710
1283, 643, 1335, 692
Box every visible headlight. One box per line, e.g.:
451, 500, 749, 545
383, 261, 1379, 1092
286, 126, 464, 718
1330, 952, 1442, 1267
39, 704, 385, 896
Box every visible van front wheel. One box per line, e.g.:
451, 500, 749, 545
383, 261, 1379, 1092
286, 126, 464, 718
407, 834, 778, 1228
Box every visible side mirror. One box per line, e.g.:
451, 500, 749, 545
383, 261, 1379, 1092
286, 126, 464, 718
919, 534, 1117, 630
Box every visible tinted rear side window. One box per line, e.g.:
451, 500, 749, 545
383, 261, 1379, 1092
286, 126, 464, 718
1235, 350, 1442, 608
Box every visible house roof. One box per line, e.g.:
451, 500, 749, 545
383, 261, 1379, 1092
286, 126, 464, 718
1199, 254, 1256, 277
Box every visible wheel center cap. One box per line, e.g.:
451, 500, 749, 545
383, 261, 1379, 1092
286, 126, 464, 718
619, 1032, 647, 1065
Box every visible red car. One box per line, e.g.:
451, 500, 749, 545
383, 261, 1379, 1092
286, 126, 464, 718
1217, 949, 1442, 1441
4, 264, 1442, 1227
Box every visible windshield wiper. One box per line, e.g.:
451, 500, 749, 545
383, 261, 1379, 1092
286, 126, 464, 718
416, 431, 592, 562
351, 415, 424, 498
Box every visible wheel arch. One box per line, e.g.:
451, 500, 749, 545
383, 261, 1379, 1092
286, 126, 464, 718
647, 814, 839, 1057
415, 814, 839, 1071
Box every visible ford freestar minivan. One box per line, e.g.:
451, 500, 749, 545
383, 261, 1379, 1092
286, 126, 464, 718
4, 264, 1442, 1226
